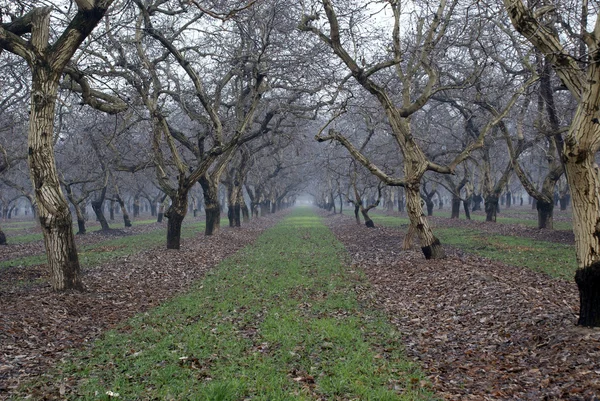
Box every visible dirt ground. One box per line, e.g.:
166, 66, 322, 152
324, 212, 599, 401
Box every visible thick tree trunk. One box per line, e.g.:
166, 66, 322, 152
165, 194, 187, 250
485, 195, 499, 222
201, 177, 221, 236
566, 153, 600, 326
406, 184, 445, 259
29, 68, 82, 291
0, 229, 6, 245
451, 195, 461, 219
536, 199, 554, 230
506, 191, 512, 208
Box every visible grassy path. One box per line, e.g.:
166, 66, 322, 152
43, 208, 431, 400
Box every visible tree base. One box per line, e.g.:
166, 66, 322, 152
365, 220, 375, 228
575, 262, 600, 327
421, 238, 445, 260
0, 231, 6, 245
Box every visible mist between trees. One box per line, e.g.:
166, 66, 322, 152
0, 0, 600, 325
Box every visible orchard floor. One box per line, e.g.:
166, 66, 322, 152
0, 214, 283, 400
1, 208, 599, 400
325, 211, 599, 401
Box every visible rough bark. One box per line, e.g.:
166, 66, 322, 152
165, 193, 187, 249
30, 69, 82, 291
536, 199, 554, 230
200, 176, 221, 236
0, 228, 6, 245
406, 184, 445, 259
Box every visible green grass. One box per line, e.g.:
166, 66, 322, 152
30, 208, 432, 400
0, 221, 205, 269
435, 228, 577, 279
2, 218, 162, 244
348, 211, 576, 279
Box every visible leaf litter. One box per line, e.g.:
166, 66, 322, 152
324, 212, 599, 401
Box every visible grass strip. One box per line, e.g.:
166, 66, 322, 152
353, 212, 576, 279
0, 221, 205, 269
3, 218, 161, 245
39, 207, 431, 400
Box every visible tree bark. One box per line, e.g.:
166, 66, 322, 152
536, 199, 554, 230
91, 196, 110, 231
29, 67, 82, 291
200, 176, 221, 236
0, 227, 7, 245
485, 195, 499, 222
165, 193, 187, 249
451, 195, 461, 219
406, 184, 445, 259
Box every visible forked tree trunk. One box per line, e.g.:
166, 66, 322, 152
406, 184, 445, 259
165, 193, 187, 250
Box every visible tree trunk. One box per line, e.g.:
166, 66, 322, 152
425, 199, 434, 216
506, 191, 512, 208
29, 68, 82, 291
406, 184, 445, 259
200, 177, 221, 236
451, 195, 461, 219
565, 152, 600, 326
536, 199, 554, 230
165, 193, 187, 250
116, 196, 132, 227
463, 198, 471, 220
91, 199, 110, 231
485, 195, 499, 222
109, 200, 115, 220
354, 203, 361, 225
133, 194, 140, 218
239, 191, 249, 223
472, 194, 482, 211
0, 227, 6, 245
398, 188, 405, 213
560, 194, 570, 211
361, 209, 374, 228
